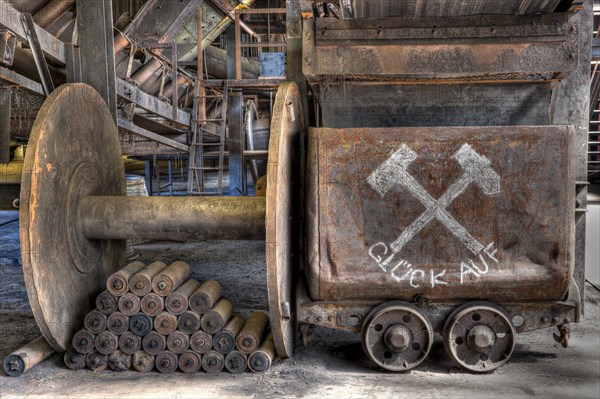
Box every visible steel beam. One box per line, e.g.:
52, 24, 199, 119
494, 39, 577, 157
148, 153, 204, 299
0, 2, 65, 64
64, 43, 81, 83
117, 118, 189, 152
227, 93, 245, 195
124, 0, 201, 45
304, 12, 579, 83
0, 66, 44, 94
117, 78, 191, 126
20, 13, 54, 95
0, 86, 12, 163
76, 0, 117, 121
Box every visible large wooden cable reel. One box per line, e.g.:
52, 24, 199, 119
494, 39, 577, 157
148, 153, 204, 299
20, 82, 304, 357
20, 84, 126, 351
265, 82, 304, 358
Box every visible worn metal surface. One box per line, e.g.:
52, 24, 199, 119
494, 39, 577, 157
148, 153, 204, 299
116, 78, 191, 127
0, 85, 11, 163
106, 260, 146, 297
76, 0, 117, 121
247, 331, 275, 373
265, 82, 305, 358
123, 0, 201, 46
236, 311, 269, 354
1, 29, 16, 66
151, 260, 191, 297
80, 196, 265, 241
33, 0, 75, 29
19, 84, 125, 351
337, 0, 562, 19
443, 301, 516, 372
303, 13, 578, 83
20, 13, 54, 95
228, 92, 245, 195
306, 126, 575, 302
118, 293, 141, 316
244, 101, 269, 182
0, 67, 44, 95
178, 350, 201, 373
361, 301, 433, 371
296, 278, 580, 335
117, 118, 189, 152
2, 336, 55, 377
0, 2, 66, 64
315, 82, 555, 129
551, 0, 591, 313
165, 279, 200, 315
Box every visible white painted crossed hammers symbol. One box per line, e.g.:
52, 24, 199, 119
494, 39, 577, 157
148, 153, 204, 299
367, 143, 500, 261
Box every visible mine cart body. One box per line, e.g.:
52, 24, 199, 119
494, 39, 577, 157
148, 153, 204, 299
295, 0, 590, 371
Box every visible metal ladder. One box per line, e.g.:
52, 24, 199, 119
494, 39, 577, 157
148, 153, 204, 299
187, 81, 228, 195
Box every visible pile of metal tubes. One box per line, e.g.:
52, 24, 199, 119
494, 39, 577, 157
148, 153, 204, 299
63, 260, 275, 374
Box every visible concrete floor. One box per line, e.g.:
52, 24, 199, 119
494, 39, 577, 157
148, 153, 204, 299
1, 210, 599, 399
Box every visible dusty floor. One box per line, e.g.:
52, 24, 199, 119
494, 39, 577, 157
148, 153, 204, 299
1, 209, 599, 399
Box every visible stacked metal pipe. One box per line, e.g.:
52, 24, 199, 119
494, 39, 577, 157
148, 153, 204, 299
63, 260, 275, 374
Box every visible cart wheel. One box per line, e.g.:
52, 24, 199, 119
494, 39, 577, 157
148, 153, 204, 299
361, 301, 433, 371
443, 301, 516, 372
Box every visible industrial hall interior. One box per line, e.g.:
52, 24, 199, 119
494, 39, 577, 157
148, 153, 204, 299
0, 0, 598, 398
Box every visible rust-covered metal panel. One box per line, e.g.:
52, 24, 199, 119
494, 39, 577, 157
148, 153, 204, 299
303, 13, 579, 83
306, 126, 575, 302
337, 0, 562, 19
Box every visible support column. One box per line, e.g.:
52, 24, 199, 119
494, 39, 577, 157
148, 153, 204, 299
0, 85, 12, 163
76, 0, 117, 122
228, 93, 245, 196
